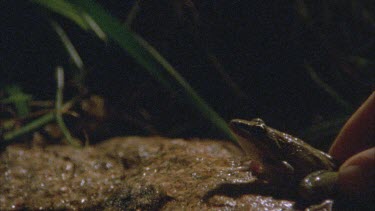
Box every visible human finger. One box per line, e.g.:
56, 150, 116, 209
329, 91, 375, 162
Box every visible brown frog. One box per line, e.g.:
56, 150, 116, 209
229, 118, 338, 201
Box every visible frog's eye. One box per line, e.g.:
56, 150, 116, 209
251, 118, 265, 124
251, 124, 267, 135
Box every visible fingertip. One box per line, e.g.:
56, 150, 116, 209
340, 147, 375, 168
329, 91, 375, 161
338, 147, 375, 195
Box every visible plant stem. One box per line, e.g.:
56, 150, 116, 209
55, 67, 82, 147
3, 112, 54, 141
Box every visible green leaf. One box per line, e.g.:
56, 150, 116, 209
1, 85, 32, 117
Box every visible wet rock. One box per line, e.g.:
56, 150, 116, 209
0, 136, 341, 210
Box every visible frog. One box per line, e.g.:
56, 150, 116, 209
229, 118, 339, 201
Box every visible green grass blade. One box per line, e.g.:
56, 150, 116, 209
50, 21, 84, 70
33, 0, 89, 30
66, 0, 236, 141
3, 113, 54, 141
33, 0, 107, 40
305, 64, 353, 113
55, 67, 82, 147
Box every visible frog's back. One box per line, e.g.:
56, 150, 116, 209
271, 129, 337, 175
282, 137, 336, 175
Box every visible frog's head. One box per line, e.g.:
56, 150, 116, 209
230, 118, 268, 141
229, 118, 282, 154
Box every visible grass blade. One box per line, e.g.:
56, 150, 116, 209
65, 0, 237, 141
3, 113, 54, 141
305, 64, 353, 113
55, 67, 82, 147
33, 0, 107, 40
33, 0, 89, 30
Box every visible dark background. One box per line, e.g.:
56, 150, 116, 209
1, 0, 374, 149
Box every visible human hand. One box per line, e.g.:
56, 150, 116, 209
329, 91, 375, 196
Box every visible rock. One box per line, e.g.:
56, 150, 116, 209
0, 136, 338, 210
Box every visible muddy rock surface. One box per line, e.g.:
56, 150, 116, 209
0, 137, 336, 210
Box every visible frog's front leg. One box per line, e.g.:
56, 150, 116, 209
235, 159, 264, 174
237, 159, 296, 185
